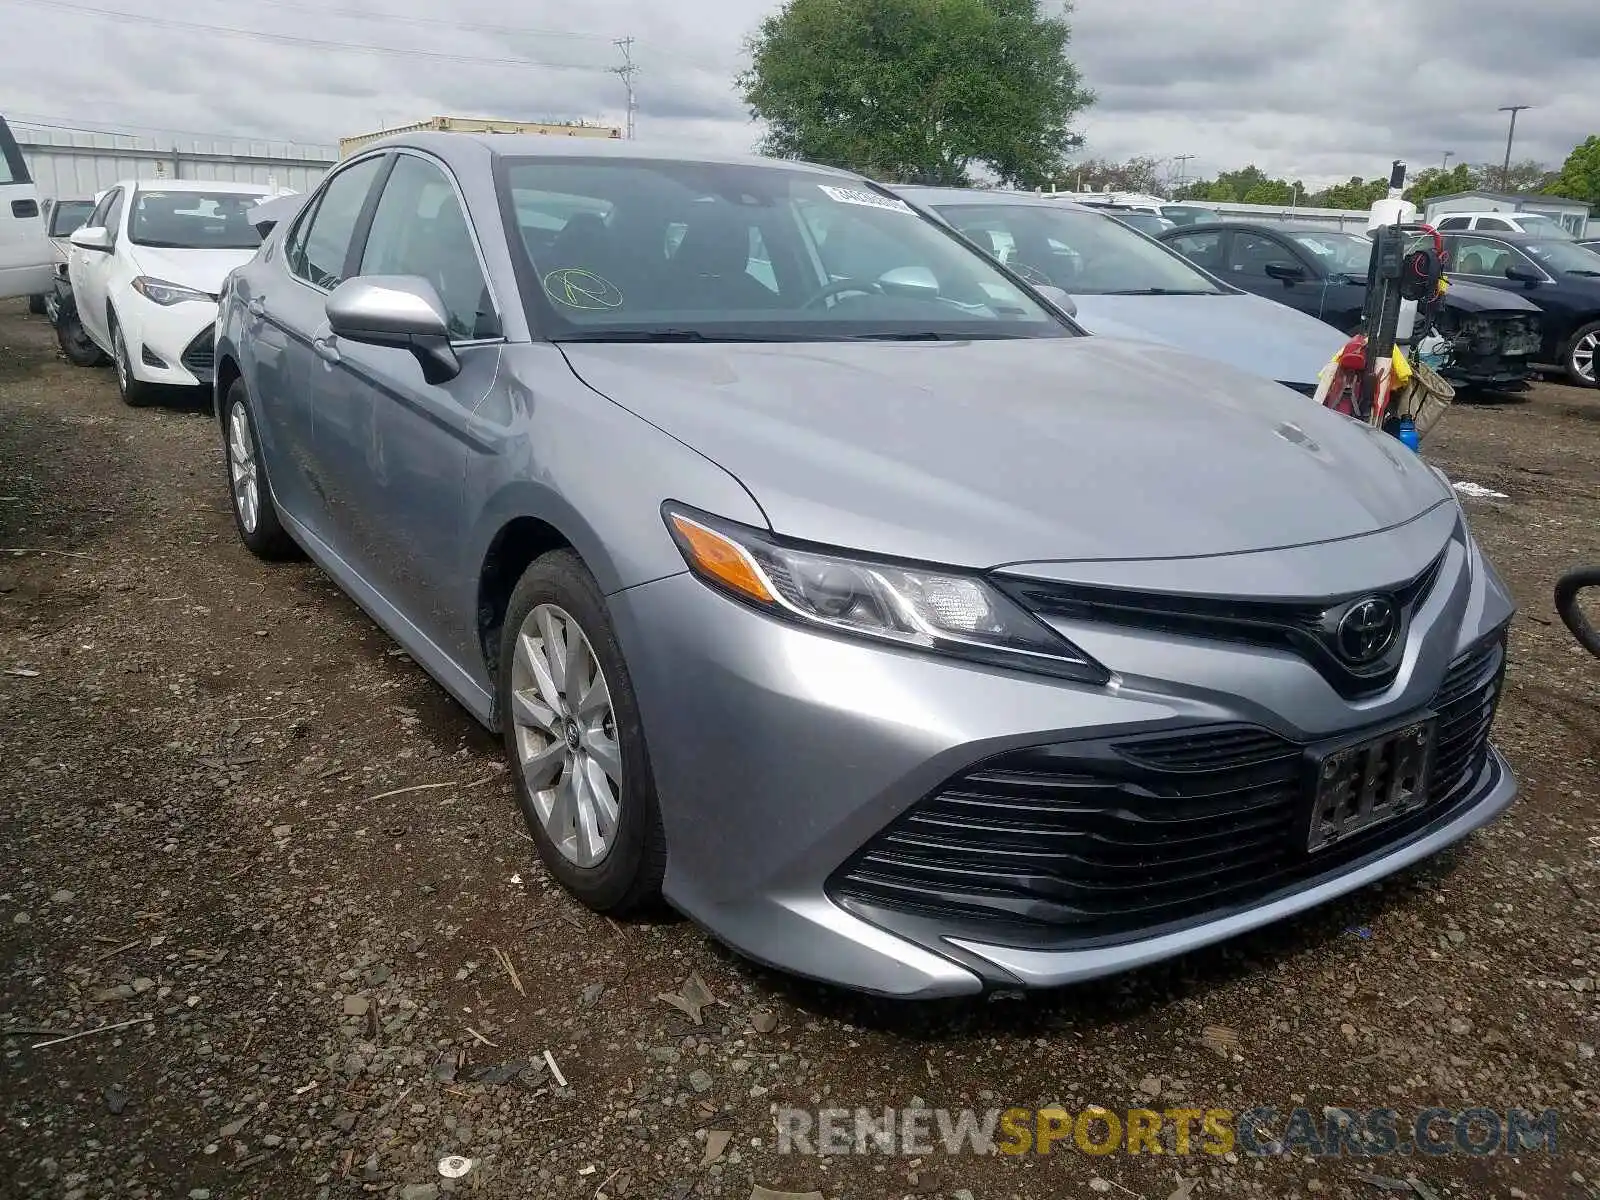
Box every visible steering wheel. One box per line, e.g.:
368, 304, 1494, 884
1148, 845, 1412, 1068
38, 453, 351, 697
802, 278, 884, 309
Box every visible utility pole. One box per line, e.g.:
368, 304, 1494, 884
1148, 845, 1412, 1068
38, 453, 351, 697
1497, 105, 1531, 191
612, 36, 638, 140
1441, 149, 1454, 172
1172, 153, 1195, 195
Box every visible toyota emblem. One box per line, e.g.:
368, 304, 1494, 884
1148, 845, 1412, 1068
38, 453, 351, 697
1335, 597, 1398, 665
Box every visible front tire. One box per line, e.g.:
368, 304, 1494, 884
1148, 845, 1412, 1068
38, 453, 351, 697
223, 380, 297, 560
111, 318, 156, 407
498, 550, 665, 914
1563, 320, 1598, 388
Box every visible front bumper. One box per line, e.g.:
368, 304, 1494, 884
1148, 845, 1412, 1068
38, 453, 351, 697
120, 294, 219, 386
606, 512, 1516, 998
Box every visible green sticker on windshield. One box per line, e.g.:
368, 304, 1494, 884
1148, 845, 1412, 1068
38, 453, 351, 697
543, 268, 623, 311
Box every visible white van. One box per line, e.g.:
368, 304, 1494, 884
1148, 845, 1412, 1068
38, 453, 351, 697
0, 115, 53, 300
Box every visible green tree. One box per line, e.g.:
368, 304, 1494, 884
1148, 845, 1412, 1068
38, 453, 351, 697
1547, 136, 1600, 206
1403, 163, 1482, 205
1307, 176, 1388, 209
1055, 156, 1164, 195
737, 0, 1093, 186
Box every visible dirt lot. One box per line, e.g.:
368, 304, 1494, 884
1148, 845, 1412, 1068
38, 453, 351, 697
1, 296, 1596, 1200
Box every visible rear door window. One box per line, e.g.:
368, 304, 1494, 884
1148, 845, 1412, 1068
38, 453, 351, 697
1167, 230, 1224, 271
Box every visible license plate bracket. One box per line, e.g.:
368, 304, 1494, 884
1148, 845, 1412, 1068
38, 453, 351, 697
1303, 717, 1436, 854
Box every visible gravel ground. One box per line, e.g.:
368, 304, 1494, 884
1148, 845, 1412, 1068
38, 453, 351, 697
1, 296, 1597, 1200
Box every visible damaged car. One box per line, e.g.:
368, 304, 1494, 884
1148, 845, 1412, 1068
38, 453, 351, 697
1160, 221, 1543, 389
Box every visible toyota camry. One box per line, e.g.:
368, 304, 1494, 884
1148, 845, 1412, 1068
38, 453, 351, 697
214, 134, 1516, 997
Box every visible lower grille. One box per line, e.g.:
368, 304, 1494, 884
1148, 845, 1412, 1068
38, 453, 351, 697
831, 635, 1506, 947
181, 327, 216, 382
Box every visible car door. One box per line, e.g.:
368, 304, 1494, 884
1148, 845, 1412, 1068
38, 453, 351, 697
257, 153, 390, 537
320, 149, 504, 662
1442, 234, 1526, 296
1224, 230, 1323, 320
69, 186, 124, 348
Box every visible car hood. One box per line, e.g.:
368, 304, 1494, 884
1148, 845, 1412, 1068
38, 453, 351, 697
1442, 278, 1543, 314
1068, 292, 1344, 387
559, 336, 1451, 567
126, 244, 260, 296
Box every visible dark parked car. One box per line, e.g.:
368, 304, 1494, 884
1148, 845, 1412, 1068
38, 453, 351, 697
1103, 209, 1176, 237
1437, 231, 1600, 387
1160, 221, 1545, 388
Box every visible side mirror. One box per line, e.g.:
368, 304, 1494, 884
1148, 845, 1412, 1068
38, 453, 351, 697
1034, 284, 1077, 318
1264, 261, 1307, 283
1504, 264, 1542, 286
878, 266, 941, 299
326, 276, 460, 383
70, 227, 112, 253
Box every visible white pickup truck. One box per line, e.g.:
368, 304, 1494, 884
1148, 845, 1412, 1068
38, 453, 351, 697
0, 115, 53, 301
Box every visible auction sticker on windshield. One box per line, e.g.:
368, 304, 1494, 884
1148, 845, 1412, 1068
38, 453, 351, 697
818, 185, 913, 214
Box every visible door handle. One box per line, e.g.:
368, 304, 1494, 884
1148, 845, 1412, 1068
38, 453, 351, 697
246, 297, 267, 318
312, 334, 340, 364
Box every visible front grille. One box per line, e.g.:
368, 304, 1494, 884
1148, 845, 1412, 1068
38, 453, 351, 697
181, 327, 216, 382
831, 635, 1506, 947
998, 553, 1446, 700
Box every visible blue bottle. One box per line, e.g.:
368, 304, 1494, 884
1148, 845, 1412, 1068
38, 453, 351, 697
1396, 417, 1420, 453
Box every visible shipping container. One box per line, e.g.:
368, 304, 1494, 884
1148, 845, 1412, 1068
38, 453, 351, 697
340, 116, 623, 159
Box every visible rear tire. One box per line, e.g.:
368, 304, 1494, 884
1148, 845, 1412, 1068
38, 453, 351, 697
111, 318, 156, 407
57, 312, 108, 367
223, 379, 298, 560
27, 293, 46, 315
1562, 320, 1598, 388
498, 550, 665, 914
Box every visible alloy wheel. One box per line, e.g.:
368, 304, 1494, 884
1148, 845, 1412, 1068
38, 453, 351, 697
228, 400, 260, 533
113, 327, 129, 392
1574, 330, 1598, 385
509, 603, 622, 868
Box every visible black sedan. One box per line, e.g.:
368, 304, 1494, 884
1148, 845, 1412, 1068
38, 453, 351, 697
1160, 221, 1547, 388
1439, 231, 1600, 386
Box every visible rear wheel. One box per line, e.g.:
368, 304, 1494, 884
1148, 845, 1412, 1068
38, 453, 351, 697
111, 318, 156, 407
27, 293, 46, 315
1563, 320, 1599, 388
498, 550, 665, 914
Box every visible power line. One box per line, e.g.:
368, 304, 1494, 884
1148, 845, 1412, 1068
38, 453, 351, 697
188, 0, 615, 42
612, 37, 638, 141
0, 0, 613, 71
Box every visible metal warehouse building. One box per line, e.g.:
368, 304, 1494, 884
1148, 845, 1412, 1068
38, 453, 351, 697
14, 121, 336, 200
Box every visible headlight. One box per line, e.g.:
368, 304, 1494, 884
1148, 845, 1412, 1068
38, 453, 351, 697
663, 505, 1108, 684
131, 276, 213, 306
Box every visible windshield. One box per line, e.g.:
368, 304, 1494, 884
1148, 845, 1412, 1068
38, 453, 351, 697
500, 159, 1066, 342
128, 190, 263, 250
49, 200, 95, 237
1516, 214, 1574, 240
929, 202, 1223, 295
1289, 232, 1372, 277
1112, 211, 1177, 236
1521, 239, 1600, 274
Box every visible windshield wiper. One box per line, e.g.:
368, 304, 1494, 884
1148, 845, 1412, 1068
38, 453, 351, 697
1566, 269, 1600, 277
1099, 288, 1216, 296
846, 330, 945, 340
554, 328, 789, 343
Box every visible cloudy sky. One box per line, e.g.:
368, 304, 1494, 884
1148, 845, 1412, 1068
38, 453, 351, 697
4, 0, 1597, 189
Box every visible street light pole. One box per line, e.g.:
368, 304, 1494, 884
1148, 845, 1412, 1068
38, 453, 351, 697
1497, 106, 1531, 191
1441, 149, 1454, 172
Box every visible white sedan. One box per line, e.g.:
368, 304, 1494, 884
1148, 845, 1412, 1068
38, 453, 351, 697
67, 178, 277, 404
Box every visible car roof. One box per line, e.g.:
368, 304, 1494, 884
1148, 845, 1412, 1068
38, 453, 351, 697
891, 185, 1096, 213
1435, 228, 1555, 244
1155, 221, 1364, 238
112, 178, 274, 195
359, 131, 864, 180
